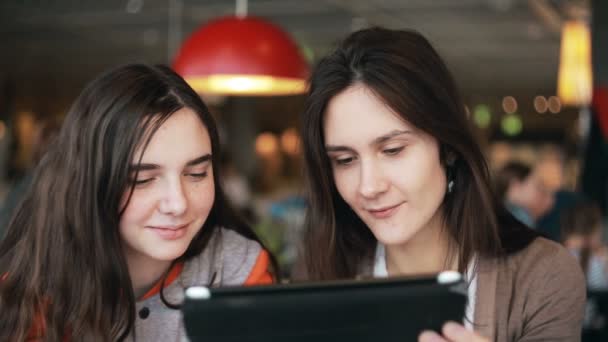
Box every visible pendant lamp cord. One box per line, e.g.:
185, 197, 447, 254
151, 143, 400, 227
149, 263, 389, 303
236, 0, 248, 18
168, 0, 183, 62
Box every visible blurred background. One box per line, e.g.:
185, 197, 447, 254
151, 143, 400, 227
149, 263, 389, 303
0, 0, 606, 282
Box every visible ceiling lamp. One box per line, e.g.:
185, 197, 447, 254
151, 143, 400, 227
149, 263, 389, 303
173, 0, 309, 96
557, 20, 592, 106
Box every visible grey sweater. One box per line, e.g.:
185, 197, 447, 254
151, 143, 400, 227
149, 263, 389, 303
127, 227, 265, 341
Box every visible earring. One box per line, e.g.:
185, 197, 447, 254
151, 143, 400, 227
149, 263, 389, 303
446, 166, 455, 194
447, 179, 455, 194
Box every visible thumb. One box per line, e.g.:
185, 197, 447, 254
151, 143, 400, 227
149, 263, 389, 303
442, 322, 488, 342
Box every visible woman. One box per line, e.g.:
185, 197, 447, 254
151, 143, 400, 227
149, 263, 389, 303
298, 27, 584, 341
0, 64, 274, 341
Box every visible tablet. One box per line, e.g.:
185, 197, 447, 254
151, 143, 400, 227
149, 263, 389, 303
182, 271, 467, 342
583, 290, 608, 341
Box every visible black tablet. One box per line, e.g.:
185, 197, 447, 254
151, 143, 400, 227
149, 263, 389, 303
182, 271, 467, 342
583, 290, 608, 341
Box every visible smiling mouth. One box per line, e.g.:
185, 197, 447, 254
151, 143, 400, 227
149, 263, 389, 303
146, 223, 190, 240
148, 223, 189, 230
366, 203, 403, 218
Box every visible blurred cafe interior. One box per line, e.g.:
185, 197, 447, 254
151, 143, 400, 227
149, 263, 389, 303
0, 0, 606, 277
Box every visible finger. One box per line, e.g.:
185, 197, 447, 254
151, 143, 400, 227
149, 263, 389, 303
419, 330, 447, 342
442, 321, 488, 342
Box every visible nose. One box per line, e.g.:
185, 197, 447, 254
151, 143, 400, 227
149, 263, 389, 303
158, 178, 188, 216
357, 158, 388, 199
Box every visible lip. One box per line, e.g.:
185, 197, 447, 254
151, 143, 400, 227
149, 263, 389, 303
146, 223, 189, 240
366, 203, 403, 219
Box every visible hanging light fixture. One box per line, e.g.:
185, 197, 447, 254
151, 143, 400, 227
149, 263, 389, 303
173, 0, 309, 96
557, 20, 592, 106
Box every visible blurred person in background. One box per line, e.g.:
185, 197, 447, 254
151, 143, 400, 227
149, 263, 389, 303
298, 27, 584, 342
561, 200, 608, 340
536, 189, 583, 242
0, 117, 61, 239
220, 154, 255, 223
561, 200, 608, 289
0, 64, 275, 340
494, 161, 556, 228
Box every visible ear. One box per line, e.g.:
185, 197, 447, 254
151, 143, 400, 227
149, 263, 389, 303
441, 145, 458, 167
445, 151, 457, 166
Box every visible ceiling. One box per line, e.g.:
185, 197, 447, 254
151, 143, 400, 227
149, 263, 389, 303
0, 0, 590, 121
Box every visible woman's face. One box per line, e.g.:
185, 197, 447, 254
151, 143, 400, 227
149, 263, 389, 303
323, 84, 448, 247
119, 107, 215, 266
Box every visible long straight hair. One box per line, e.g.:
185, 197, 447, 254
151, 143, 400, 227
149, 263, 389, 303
0, 64, 270, 341
300, 27, 537, 280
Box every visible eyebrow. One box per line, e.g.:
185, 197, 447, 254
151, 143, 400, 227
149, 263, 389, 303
325, 130, 412, 152
130, 153, 212, 171
186, 154, 212, 167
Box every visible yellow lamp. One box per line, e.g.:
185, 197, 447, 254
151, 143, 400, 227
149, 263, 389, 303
557, 21, 592, 106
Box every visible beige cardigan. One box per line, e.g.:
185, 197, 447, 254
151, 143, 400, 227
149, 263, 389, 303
473, 237, 586, 342
295, 236, 586, 341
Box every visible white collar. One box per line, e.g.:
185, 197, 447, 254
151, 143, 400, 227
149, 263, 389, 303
372, 242, 477, 328
373, 242, 476, 280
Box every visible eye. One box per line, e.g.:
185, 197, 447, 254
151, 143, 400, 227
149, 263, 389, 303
131, 178, 154, 187
383, 146, 404, 156
188, 171, 208, 179
334, 156, 356, 166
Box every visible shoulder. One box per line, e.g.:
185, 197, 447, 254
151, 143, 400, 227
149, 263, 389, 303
506, 237, 582, 279
497, 237, 586, 340
216, 227, 268, 285
501, 237, 585, 298
182, 227, 271, 286
217, 227, 263, 258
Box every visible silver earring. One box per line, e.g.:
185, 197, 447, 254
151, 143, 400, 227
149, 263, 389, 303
446, 164, 455, 194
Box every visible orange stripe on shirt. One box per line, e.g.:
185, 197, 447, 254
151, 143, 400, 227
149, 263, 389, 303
140, 249, 272, 301
244, 250, 274, 285
139, 262, 185, 301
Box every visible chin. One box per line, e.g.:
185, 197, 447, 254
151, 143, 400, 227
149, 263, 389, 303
372, 229, 416, 247
372, 227, 416, 246
377, 236, 411, 247
151, 248, 188, 261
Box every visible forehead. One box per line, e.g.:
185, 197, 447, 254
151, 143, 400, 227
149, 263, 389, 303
136, 107, 211, 162
323, 84, 413, 144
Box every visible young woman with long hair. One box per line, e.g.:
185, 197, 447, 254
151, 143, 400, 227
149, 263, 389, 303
298, 27, 585, 342
0, 64, 275, 341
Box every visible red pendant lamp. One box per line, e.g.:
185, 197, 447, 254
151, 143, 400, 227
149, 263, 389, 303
173, 0, 309, 96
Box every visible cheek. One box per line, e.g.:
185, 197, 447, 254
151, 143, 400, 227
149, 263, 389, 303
333, 168, 357, 204
188, 181, 216, 216
391, 149, 446, 198
119, 193, 156, 228
529, 191, 545, 208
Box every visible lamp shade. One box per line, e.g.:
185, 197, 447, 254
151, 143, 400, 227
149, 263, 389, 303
557, 21, 592, 106
173, 16, 309, 96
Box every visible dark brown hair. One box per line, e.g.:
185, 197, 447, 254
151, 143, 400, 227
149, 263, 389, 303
300, 27, 538, 280
0, 64, 271, 340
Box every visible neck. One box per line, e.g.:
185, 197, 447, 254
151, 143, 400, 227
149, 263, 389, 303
124, 249, 172, 299
384, 210, 456, 276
